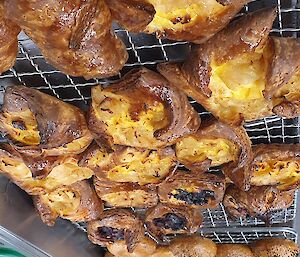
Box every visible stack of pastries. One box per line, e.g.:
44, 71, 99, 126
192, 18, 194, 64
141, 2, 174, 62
0, 2, 300, 257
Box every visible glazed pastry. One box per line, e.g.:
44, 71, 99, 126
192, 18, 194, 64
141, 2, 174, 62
158, 170, 225, 209
223, 184, 295, 220
0, 144, 93, 195
0, 86, 93, 157
82, 144, 176, 185
34, 180, 103, 226
250, 238, 300, 257
168, 236, 217, 257
158, 8, 276, 125
176, 118, 252, 190
145, 203, 202, 241
250, 144, 300, 191
0, 2, 20, 73
217, 244, 254, 257
107, 0, 251, 43
87, 209, 144, 252
88, 68, 200, 149
93, 176, 158, 208
4, 0, 128, 79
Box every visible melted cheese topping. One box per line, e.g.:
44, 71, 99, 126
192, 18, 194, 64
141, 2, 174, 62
41, 188, 81, 216
176, 137, 239, 167
146, 0, 225, 34
208, 48, 272, 122
0, 155, 93, 194
101, 190, 156, 208
2, 109, 40, 145
251, 160, 300, 190
94, 89, 169, 148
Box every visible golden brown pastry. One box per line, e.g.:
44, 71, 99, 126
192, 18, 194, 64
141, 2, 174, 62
0, 86, 93, 157
0, 143, 93, 195
158, 170, 225, 209
87, 209, 144, 252
34, 180, 103, 226
93, 176, 158, 208
176, 118, 252, 190
88, 68, 200, 149
216, 244, 254, 257
250, 238, 300, 257
250, 144, 300, 191
223, 184, 295, 220
145, 203, 202, 241
0, 2, 20, 73
82, 144, 176, 185
106, 236, 157, 257
107, 0, 251, 42
158, 8, 277, 125
168, 236, 217, 257
4, 0, 128, 79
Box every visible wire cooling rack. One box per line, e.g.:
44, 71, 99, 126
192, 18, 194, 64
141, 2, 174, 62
0, 0, 299, 229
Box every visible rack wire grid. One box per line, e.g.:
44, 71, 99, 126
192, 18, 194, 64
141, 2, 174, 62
0, 0, 299, 228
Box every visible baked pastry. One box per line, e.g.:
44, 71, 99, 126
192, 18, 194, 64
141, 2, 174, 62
4, 0, 128, 79
93, 176, 158, 208
107, 236, 157, 257
223, 184, 295, 220
82, 144, 176, 185
158, 8, 277, 125
176, 118, 252, 190
0, 143, 93, 195
106, 0, 251, 42
158, 170, 225, 209
168, 236, 217, 257
250, 238, 300, 257
0, 86, 93, 157
88, 68, 200, 149
34, 180, 103, 226
87, 209, 144, 252
217, 244, 254, 257
145, 203, 202, 241
0, 2, 20, 73
250, 144, 300, 191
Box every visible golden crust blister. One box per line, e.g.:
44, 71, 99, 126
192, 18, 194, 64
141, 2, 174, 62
4, 0, 128, 79
88, 68, 200, 149
107, 0, 251, 42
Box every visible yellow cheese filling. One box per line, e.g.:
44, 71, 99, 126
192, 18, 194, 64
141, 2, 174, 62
1, 109, 40, 145
208, 47, 272, 121
251, 160, 300, 190
146, 0, 225, 34
176, 137, 239, 167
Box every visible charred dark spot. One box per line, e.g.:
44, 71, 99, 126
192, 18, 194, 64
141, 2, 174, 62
171, 15, 191, 25
100, 108, 113, 114
12, 120, 26, 130
153, 213, 187, 231
172, 189, 215, 206
98, 227, 125, 242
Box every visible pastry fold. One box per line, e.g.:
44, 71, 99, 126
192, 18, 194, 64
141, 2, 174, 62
158, 170, 225, 209
88, 68, 200, 149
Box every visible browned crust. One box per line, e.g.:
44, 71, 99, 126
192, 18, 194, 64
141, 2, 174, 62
88, 68, 200, 149
87, 209, 144, 252
223, 184, 295, 220
158, 8, 276, 125
145, 203, 202, 241
34, 180, 103, 226
158, 170, 225, 209
250, 238, 300, 257
217, 244, 254, 257
0, 85, 93, 157
93, 176, 158, 208
106, 0, 155, 32
0, 3, 20, 73
4, 0, 128, 79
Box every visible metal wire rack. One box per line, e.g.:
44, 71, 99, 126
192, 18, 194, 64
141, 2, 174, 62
0, 0, 299, 229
